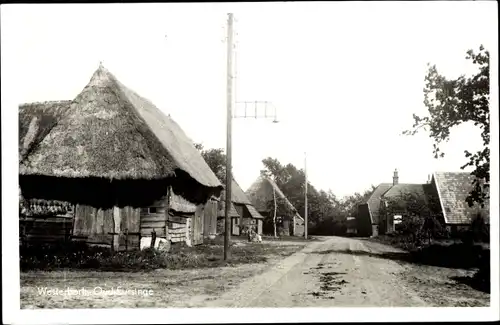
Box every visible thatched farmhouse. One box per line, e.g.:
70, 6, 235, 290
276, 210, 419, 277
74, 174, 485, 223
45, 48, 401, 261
19, 64, 223, 250
356, 170, 489, 237
246, 176, 305, 237
217, 178, 264, 236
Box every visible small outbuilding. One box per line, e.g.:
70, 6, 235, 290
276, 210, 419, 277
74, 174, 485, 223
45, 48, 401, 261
245, 176, 304, 236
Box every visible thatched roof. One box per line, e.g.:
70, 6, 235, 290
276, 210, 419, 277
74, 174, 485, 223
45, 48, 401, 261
169, 187, 197, 214
19, 65, 222, 202
245, 176, 302, 220
216, 177, 265, 219
19, 101, 72, 162
218, 178, 252, 205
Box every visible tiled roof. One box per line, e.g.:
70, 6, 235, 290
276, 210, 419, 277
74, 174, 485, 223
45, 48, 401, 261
217, 201, 240, 218
433, 172, 490, 225
245, 204, 264, 219
365, 183, 393, 224
382, 184, 426, 199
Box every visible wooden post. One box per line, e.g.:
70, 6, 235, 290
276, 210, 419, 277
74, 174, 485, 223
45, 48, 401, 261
304, 152, 308, 240
224, 12, 234, 261
165, 188, 170, 242
113, 206, 121, 251
71, 204, 77, 241
273, 182, 277, 238
151, 229, 157, 249
125, 228, 129, 252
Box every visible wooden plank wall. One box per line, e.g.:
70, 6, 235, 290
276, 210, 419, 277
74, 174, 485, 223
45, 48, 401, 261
140, 197, 168, 239
73, 204, 141, 250
191, 204, 204, 245
73, 205, 114, 246
167, 213, 189, 244
203, 201, 218, 237
20, 215, 73, 244
216, 218, 224, 235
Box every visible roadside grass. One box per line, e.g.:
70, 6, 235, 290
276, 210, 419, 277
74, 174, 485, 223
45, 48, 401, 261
21, 238, 306, 272
261, 235, 320, 242
20, 239, 307, 308
361, 235, 491, 294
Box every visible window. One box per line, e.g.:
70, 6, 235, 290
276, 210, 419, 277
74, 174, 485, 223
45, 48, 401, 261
149, 207, 157, 213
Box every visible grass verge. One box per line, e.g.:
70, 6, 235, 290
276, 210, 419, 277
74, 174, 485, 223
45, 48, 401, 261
20, 239, 307, 308
20, 237, 306, 272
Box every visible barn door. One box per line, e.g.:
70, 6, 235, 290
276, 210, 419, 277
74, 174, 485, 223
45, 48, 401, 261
191, 205, 204, 245
204, 201, 217, 237
232, 217, 240, 236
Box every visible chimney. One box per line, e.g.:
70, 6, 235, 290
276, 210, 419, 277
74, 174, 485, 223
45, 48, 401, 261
393, 169, 399, 185
427, 174, 431, 184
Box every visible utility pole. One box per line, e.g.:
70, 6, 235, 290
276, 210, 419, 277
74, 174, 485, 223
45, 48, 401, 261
273, 182, 277, 238
224, 13, 234, 261
223, 14, 278, 252
304, 151, 308, 239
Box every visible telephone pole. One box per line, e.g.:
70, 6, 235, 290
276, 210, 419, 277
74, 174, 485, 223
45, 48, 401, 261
223, 14, 278, 259
304, 152, 308, 240
224, 13, 234, 261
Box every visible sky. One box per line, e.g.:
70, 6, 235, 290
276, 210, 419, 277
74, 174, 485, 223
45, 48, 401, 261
2, 2, 498, 198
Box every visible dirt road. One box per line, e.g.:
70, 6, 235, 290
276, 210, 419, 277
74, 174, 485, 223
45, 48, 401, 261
21, 236, 488, 308
205, 236, 489, 307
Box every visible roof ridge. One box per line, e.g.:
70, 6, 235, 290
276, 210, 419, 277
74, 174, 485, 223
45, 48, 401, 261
19, 100, 72, 107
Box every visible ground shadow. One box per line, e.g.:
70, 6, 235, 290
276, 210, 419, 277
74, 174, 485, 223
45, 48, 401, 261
312, 243, 489, 270
450, 275, 490, 294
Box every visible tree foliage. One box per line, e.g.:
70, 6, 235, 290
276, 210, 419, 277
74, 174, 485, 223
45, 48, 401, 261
260, 157, 376, 235
403, 45, 490, 208
380, 192, 446, 247
194, 143, 227, 183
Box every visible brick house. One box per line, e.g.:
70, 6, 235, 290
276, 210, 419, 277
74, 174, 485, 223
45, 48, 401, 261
356, 170, 489, 237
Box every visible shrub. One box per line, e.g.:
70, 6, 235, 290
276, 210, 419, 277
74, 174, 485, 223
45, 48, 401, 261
469, 212, 490, 243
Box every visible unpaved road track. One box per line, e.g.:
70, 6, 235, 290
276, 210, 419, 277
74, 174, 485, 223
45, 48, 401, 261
205, 236, 430, 307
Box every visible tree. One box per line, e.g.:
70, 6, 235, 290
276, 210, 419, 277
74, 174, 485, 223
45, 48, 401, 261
403, 45, 490, 208
265, 196, 294, 236
380, 191, 445, 247
194, 143, 226, 183
260, 158, 290, 187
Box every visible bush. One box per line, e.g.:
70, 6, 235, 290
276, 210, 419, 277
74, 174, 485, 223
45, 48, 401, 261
470, 212, 489, 243
19, 241, 172, 271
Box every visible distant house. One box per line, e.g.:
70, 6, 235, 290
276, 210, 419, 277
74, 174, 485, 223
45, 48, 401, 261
245, 176, 305, 237
356, 169, 489, 237
217, 178, 264, 236
432, 171, 490, 233
19, 64, 223, 249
